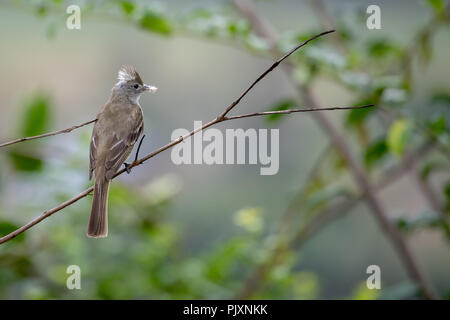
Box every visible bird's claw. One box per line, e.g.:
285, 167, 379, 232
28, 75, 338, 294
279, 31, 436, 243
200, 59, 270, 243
124, 163, 132, 174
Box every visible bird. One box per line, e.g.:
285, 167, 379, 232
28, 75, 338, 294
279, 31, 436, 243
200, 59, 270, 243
87, 66, 157, 238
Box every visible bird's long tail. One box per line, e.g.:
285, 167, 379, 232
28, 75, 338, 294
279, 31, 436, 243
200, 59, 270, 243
87, 177, 110, 238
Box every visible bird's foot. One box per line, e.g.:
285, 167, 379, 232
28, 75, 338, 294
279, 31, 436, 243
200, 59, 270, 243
124, 163, 132, 174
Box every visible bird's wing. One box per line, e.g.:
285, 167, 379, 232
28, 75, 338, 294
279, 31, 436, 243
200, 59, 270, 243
89, 128, 98, 181
104, 110, 144, 180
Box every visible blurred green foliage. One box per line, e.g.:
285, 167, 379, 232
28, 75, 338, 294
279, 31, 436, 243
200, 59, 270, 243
20, 93, 52, 138
265, 99, 297, 123
387, 119, 413, 156
7, 92, 52, 172
139, 9, 173, 35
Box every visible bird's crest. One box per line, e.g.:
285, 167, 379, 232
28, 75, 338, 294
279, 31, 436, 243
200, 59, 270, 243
117, 65, 143, 85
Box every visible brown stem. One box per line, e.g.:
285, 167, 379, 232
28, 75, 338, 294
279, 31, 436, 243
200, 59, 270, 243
0, 187, 94, 244
217, 29, 335, 119
225, 104, 374, 121
0, 119, 96, 148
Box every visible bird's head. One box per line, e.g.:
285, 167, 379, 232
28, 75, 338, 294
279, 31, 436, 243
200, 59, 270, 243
114, 65, 157, 102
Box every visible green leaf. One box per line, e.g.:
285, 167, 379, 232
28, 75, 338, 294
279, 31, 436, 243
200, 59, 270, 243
206, 238, 248, 281
444, 182, 450, 213
364, 138, 388, 168
119, 1, 135, 16
265, 100, 296, 123
418, 29, 432, 63
233, 207, 263, 233
395, 212, 445, 232
432, 92, 450, 106
8, 151, 43, 172
186, 8, 214, 20
421, 161, 441, 180
336, 23, 354, 43
387, 119, 413, 156
292, 271, 320, 300
367, 38, 401, 59
346, 100, 375, 126
295, 30, 328, 45
428, 116, 446, 135
20, 93, 52, 137
0, 221, 25, 242
139, 10, 172, 36
444, 182, 450, 197
426, 0, 445, 15
227, 20, 250, 37
352, 282, 380, 300
396, 218, 408, 230
35, 4, 48, 17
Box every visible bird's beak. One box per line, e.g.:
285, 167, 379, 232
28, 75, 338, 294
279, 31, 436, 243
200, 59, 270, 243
143, 84, 158, 93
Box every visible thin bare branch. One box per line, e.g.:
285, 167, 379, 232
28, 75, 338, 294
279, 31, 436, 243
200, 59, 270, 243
217, 29, 335, 119
225, 104, 374, 121
0, 119, 96, 148
0, 187, 94, 244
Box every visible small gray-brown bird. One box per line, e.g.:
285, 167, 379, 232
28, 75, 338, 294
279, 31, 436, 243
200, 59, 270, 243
88, 66, 157, 238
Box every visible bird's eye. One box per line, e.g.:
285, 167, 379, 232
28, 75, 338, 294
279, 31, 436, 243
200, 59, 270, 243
133, 84, 139, 89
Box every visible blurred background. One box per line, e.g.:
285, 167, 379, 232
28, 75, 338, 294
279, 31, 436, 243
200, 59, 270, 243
0, 0, 449, 299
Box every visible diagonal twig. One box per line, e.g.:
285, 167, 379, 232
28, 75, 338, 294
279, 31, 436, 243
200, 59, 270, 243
224, 105, 373, 120
0, 119, 96, 148
217, 29, 335, 119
